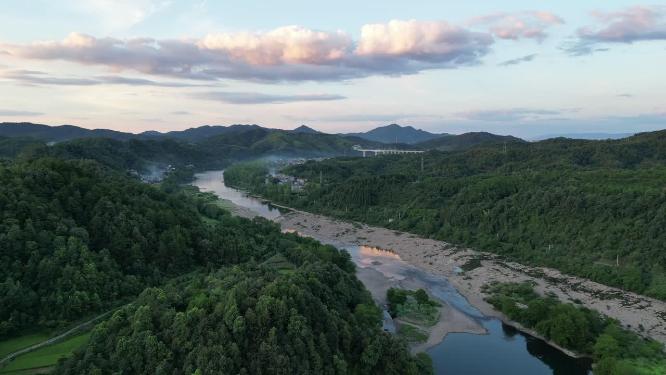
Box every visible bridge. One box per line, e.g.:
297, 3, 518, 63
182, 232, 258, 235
353, 145, 424, 157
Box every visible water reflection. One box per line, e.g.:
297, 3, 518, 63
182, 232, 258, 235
193, 170, 283, 220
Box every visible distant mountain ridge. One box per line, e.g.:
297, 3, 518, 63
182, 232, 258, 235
415, 132, 525, 151
344, 124, 443, 144
291, 125, 320, 134
531, 132, 634, 141
143, 124, 265, 141
0, 122, 268, 143
0, 122, 135, 142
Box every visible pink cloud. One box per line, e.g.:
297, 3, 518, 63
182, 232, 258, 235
468, 11, 564, 41
580, 6, 666, 42
1, 20, 494, 82
356, 20, 492, 62
566, 6, 666, 55
198, 26, 352, 66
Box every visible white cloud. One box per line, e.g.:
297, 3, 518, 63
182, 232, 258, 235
468, 11, 564, 41
356, 20, 492, 63
1, 19, 496, 82
199, 26, 352, 65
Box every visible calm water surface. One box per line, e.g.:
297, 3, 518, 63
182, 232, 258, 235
192, 170, 593, 375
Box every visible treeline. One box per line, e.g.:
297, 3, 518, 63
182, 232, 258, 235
223, 161, 269, 191
1, 157, 429, 373
486, 282, 665, 375
229, 130, 666, 300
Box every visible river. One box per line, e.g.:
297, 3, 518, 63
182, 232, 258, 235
193, 170, 593, 375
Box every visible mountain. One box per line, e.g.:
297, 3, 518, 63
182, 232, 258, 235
198, 127, 381, 159
0, 122, 135, 142
291, 125, 320, 134
416, 132, 525, 151
0, 122, 271, 143
531, 132, 634, 141
345, 124, 443, 144
141, 124, 265, 141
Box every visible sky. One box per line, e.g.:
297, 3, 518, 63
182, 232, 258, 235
0, 1, 664, 138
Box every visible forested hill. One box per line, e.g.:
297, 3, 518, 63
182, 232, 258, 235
345, 124, 443, 144
414, 132, 525, 151
225, 129, 666, 300
0, 157, 429, 373
1, 124, 386, 174
196, 126, 381, 158
0, 122, 135, 142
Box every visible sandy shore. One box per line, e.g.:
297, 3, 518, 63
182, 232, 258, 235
407, 305, 486, 354
271, 210, 666, 346
355, 257, 486, 352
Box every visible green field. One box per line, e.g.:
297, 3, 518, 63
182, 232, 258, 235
0, 333, 90, 374
0, 333, 50, 359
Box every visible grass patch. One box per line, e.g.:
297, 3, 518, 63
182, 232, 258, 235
460, 257, 483, 272
262, 254, 296, 274
397, 302, 440, 327
0, 333, 50, 358
387, 288, 441, 327
398, 324, 429, 343
0, 333, 90, 374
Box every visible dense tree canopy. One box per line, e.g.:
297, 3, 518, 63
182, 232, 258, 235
0, 157, 428, 373
486, 282, 665, 375
54, 261, 430, 374
224, 130, 666, 299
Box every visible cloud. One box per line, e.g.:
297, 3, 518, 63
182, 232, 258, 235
0, 109, 44, 116
95, 75, 209, 87
458, 108, 565, 122
469, 11, 564, 41
355, 20, 492, 63
566, 6, 666, 55
0, 69, 208, 87
192, 91, 346, 104
498, 53, 538, 66
1, 20, 495, 82
199, 26, 351, 65
287, 113, 437, 123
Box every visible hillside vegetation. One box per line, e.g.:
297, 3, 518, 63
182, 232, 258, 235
486, 282, 665, 375
224, 130, 666, 300
0, 157, 429, 373
415, 132, 525, 151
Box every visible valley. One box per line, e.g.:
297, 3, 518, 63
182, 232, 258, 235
1, 122, 664, 374
193, 170, 602, 374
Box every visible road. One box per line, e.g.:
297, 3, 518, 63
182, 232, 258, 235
0, 310, 114, 368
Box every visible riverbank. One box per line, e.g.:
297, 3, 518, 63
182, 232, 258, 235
355, 265, 486, 352
270, 210, 666, 348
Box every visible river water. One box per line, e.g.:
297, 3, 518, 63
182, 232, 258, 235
193, 170, 593, 375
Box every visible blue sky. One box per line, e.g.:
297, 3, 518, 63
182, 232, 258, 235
0, 0, 664, 137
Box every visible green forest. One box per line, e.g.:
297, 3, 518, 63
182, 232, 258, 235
486, 282, 665, 374
0, 157, 429, 374
223, 130, 666, 300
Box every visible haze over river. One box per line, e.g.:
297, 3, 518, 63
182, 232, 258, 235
193, 170, 592, 375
